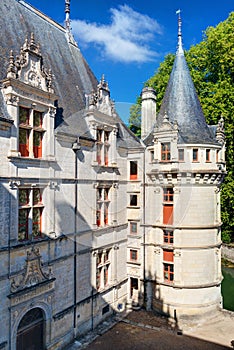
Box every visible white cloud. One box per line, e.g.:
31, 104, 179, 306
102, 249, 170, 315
71, 5, 162, 63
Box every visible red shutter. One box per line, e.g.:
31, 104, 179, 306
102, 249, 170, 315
163, 204, 173, 224
96, 210, 101, 227
163, 250, 174, 262
19, 143, 29, 157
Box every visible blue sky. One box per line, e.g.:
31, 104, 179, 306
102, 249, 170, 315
27, 0, 233, 123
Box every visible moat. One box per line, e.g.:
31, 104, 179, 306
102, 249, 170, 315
222, 265, 234, 311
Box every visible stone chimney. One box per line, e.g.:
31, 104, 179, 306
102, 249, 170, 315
141, 87, 156, 139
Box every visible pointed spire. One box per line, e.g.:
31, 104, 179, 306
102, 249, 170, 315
176, 9, 184, 55
155, 12, 216, 144
65, 0, 71, 33
7, 50, 16, 79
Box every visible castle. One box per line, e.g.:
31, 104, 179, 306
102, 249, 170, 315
0, 1, 226, 349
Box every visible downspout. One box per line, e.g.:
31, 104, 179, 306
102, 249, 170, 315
8, 183, 13, 350
143, 148, 146, 308
72, 139, 81, 331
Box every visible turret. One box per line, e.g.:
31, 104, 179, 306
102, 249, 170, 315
143, 10, 225, 323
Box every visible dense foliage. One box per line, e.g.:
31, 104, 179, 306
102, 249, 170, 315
129, 12, 234, 242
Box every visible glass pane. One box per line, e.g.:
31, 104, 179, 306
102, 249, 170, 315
130, 195, 137, 206
19, 107, 29, 124
97, 130, 102, 142
33, 132, 42, 147
104, 131, 110, 141
33, 208, 41, 222
104, 188, 109, 200
19, 129, 28, 144
33, 189, 42, 205
18, 209, 29, 240
32, 208, 41, 237
19, 189, 29, 206
131, 223, 137, 233
34, 111, 42, 127
19, 209, 28, 223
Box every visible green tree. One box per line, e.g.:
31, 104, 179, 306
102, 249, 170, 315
129, 12, 234, 242
129, 98, 142, 137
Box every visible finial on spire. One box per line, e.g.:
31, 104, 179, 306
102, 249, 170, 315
176, 9, 184, 55
65, 0, 71, 33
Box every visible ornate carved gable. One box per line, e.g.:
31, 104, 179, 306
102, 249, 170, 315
7, 33, 54, 93
10, 247, 53, 293
155, 112, 178, 133
216, 116, 225, 144
87, 75, 116, 116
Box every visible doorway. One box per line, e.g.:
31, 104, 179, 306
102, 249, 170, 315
130, 277, 138, 297
16, 308, 44, 350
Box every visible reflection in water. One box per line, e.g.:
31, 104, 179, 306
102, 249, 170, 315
221, 266, 234, 311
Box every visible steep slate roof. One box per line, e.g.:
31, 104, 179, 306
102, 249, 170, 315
0, 0, 97, 121
145, 16, 217, 146
0, 0, 141, 147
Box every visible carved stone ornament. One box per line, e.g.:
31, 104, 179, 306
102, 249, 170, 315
216, 116, 225, 144
10, 246, 53, 293
7, 33, 54, 93
87, 74, 116, 116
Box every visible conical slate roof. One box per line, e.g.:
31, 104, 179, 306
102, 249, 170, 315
155, 16, 216, 145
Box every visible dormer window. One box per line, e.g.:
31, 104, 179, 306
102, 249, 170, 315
19, 107, 44, 158
19, 107, 30, 157
161, 143, 171, 161
96, 128, 111, 166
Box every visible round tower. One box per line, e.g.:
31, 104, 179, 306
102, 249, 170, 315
143, 11, 226, 323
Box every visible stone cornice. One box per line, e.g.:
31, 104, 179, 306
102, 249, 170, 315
147, 170, 225, 186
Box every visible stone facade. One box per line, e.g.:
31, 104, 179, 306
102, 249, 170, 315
0, 2, 226, 350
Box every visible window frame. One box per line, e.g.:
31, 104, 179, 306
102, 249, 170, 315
18, 107, 44, 159
130, 194, 138, 207
161, 142, 171, 162
96, 187, 110, 227
178, 148, 184, 162
96, 128, 111, 166
163, 188, 174, 202
96, 249, 111, 290
130, 249, 138, 261
163, 230, 174, 244
18, 188, 44, 241
163, 263, 174, 283
130, 222, 137, 234
130, 161, 138, 180
206, 149, 211, 162
192, 148, 198, 162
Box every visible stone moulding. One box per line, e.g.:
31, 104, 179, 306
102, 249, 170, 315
9, 246, 55, 295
